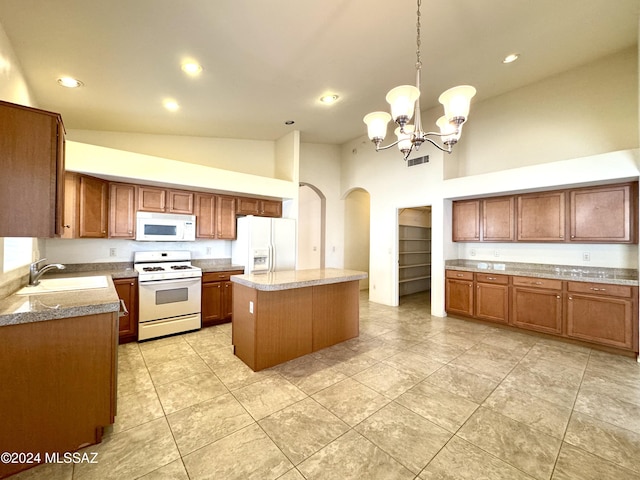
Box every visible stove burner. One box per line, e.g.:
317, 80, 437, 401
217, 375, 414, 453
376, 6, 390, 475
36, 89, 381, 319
143, 266, 165, 272
171, 265, 193, 270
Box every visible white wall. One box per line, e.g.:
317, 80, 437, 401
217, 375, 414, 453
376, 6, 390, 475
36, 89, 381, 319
297, 185, 322, 270
69, 130, 277, 178
299, 143, 344, 268
341, 49, 640, 314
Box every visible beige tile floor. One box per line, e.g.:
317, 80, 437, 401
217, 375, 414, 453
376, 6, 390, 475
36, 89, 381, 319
11, 291, 640, 480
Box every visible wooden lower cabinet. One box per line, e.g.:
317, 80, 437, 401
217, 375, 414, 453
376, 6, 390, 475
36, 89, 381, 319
114, 277, 138, 343
445, 269, 638, 353
475, 274, 509, 324
566, 281, 637, 351
0, 312, 117, 478
201, 270, 243, 327
445, 270, 474, 316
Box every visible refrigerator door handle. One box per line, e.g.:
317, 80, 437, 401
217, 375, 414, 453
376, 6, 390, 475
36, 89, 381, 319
269, 244, 274, 272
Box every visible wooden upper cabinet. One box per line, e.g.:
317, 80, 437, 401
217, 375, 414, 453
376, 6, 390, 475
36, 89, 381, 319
137, 186, 166, 212
78, 175, 109, 238
236, 197, 282, 217
168, 189, 194, 214
195, 194, 237, 239
62, 172, 79, 239
217, 195, 237, 239
452, 200, 480, 241
482, 196, 515, 242
195, 193, 216, 239
569, 183, 636, 243
137, 186, 194, 214
109, 183, 136, 239
0, 100, 65, 237
517, 191, 566, 242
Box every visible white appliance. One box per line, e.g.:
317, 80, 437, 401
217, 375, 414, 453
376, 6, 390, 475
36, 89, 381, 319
136, 212, 196, 242
232, 216, 296, 274
134, 251, 202, 341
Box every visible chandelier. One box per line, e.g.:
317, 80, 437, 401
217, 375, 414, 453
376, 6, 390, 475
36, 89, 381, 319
363, 0, 476, 160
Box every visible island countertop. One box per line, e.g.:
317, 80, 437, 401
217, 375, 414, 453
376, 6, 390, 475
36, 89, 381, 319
231, 268, 368, 291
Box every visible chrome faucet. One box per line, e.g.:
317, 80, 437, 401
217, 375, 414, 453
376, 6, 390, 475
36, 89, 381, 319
29, 259, 66, 286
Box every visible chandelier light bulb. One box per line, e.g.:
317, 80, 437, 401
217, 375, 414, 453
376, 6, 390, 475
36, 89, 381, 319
439, 85, 476, 123
386, 85, 420, 126
394, 125, 415, 155
363, 111, 391, 141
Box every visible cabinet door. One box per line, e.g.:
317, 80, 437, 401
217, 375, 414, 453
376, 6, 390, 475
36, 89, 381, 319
511, 287, 562, 334
445, 278, 474, 317
452, 200, 480, 241
195, 193, 216, 238
569, 183, 635, 243
78, 175, 108, 238
0, 101, 64, 238
202, 281, 223, 326
236, 197, 261, 215
566, 293, 633, 350
113, 278, 138, 344
482, 197, 514, 242
476, 280, 509, 324
137, 186, 166, 212
217, 195, 237, 239
517, 192, 566, 241
222, 281, 234, 318
168, 189, 194, 214
62, 172, 79, 239
109, 183, 136, 238
261, 200, 282, 217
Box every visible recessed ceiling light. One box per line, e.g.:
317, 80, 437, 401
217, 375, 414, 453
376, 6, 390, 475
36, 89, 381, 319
284, 120, 295, 125
181, 62, 203, 75
320, 94, 339, 104
502, 53, 520, 64
57, 77, 83, 88
163, 99, 179, 111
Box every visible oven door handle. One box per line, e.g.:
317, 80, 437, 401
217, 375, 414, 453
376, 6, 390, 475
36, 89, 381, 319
138, 277, 201, 285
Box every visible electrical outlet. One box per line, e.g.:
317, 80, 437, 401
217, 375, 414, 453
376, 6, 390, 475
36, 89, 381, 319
583, 252, 591, 262
109, 248, 117, 257
470, 249, 476, 257
493, 250, 500, 257
206, 247, 212, 255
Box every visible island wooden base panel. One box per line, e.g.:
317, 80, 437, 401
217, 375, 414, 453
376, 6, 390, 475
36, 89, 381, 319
0, 313, 117, 478
232, 281, 360, 371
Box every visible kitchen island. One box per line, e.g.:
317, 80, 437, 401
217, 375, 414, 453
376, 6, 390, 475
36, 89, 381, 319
231, 268, 367, 371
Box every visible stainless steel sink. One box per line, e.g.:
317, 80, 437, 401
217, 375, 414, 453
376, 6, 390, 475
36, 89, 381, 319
15, 276, 109, 295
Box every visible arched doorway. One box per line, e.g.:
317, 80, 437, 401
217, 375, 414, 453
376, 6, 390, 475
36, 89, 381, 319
344, 188, 370, 290
298, 183, 325, 269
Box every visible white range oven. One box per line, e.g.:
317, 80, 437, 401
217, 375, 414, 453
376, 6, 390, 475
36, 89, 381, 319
134, 251, 202, 341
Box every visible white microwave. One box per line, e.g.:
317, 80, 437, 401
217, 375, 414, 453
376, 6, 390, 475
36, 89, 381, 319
136, 212, 196, 242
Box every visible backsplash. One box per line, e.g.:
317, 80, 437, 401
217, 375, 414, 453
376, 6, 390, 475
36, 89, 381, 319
44, 238, 232, 264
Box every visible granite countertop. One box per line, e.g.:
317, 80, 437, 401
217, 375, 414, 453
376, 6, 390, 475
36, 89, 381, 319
231, 268, 368, 291
446, 259, 639, 286
0, 259, 245, 327
0, 276, 120, 327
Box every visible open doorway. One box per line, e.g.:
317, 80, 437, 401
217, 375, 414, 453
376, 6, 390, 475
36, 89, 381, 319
398, 206, 431, 306
344, 188, 370, 291
298, 183, 325, 269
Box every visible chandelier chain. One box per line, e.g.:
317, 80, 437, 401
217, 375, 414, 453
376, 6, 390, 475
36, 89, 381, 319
415, 0, 422, 70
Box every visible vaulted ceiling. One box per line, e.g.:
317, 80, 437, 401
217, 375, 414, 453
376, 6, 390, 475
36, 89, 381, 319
0, 0, 638, 144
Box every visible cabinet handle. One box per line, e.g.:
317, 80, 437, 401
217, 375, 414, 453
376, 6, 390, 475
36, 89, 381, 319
569, 296, 573, 300
64, 224, 71, 229
530, 281, 543, 285
456, 273, 464, 277
486, 277, 496, 280
590, 287, 605, 292
556, 295, 561, 299
571, 235, 575, 238
119, 299, 129, 317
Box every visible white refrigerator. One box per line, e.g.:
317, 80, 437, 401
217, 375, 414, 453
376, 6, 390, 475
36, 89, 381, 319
232, 216, 296, 274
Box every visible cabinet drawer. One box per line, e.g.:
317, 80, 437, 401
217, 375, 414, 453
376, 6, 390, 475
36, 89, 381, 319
446, 270, 474, 281
476, 273, 509, 285
203, 271, 244, 283
567, 281, 632, 298
512, 276, 562, 290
